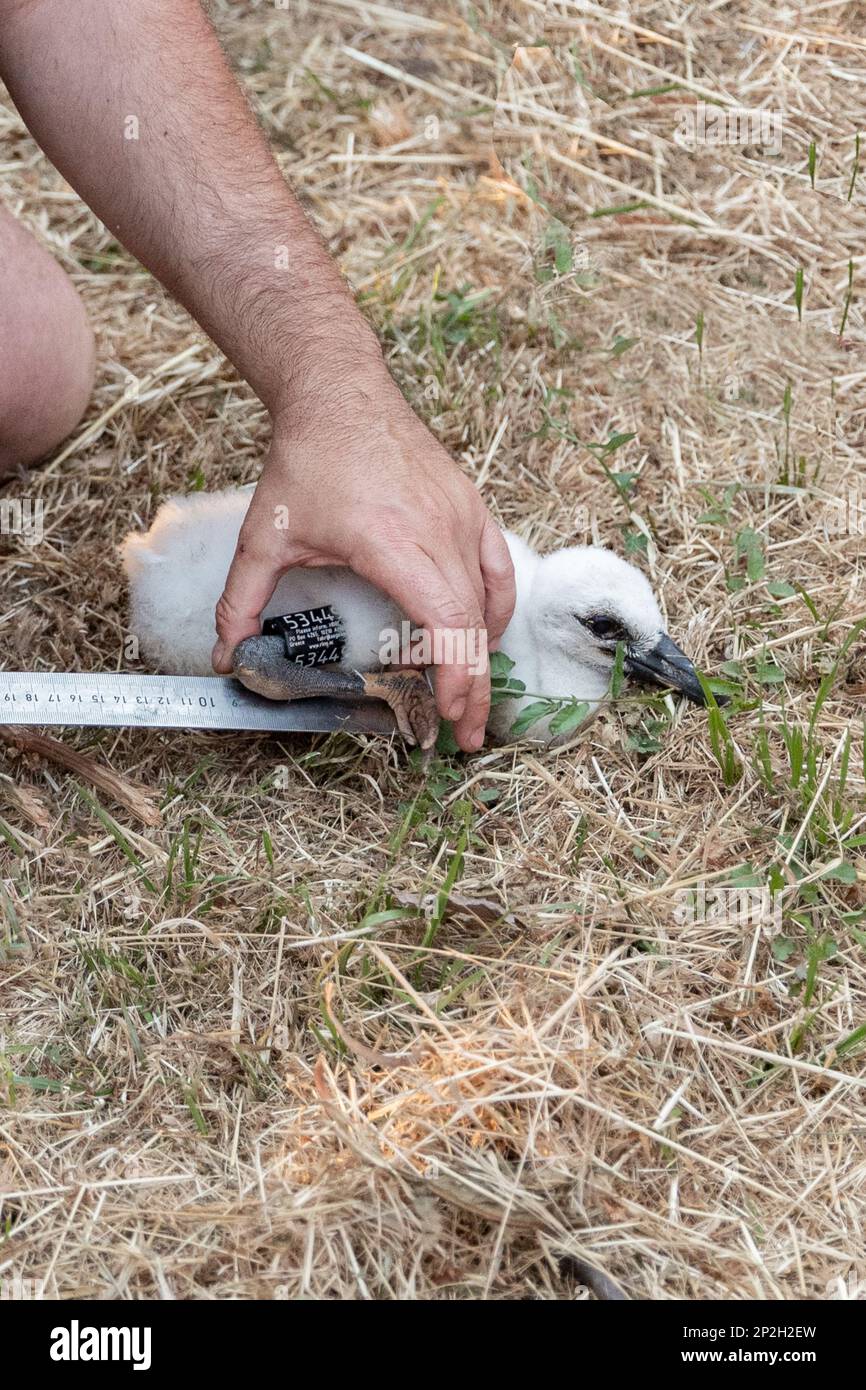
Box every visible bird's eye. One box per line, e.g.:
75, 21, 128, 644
579, 614, 627, 641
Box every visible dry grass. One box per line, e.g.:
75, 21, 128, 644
1, 0, 865, 1300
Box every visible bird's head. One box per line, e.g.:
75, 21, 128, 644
531, 545, 709, 704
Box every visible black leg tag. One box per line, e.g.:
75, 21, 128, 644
261, 606, 348, 664
262, 606, 347, 666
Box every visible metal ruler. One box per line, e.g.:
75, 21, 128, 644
0, 671, 397, 736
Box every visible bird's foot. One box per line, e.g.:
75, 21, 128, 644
360, 669, 439, 752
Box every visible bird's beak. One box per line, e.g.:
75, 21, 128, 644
625, 633, 708, 706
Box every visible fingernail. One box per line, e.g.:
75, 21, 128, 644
212, 640, 227, 671
468, 726, 486, 750
448, 698, 467, 722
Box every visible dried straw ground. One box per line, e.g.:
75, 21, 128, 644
2, 1, 865, 1300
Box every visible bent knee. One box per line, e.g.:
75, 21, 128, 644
0, 217, 96, 470
0, 292, 95, 469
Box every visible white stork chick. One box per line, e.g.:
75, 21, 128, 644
121, 489, 708, 748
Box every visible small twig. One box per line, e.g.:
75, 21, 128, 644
559, 1255, 630, 1302
0, 726, 162, 828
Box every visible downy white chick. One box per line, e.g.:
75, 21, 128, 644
121, 489, 708, 748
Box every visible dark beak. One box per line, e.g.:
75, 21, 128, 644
625, 633, 709, 706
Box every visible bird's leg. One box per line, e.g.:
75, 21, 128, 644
232, 636, 439, 749
232, 636, 364, 702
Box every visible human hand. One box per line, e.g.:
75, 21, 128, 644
211, 365, 515, 752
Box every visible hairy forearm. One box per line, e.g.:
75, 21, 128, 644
0, 0, 384, 417
0, 0, 515, 748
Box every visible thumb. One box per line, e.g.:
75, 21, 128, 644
212, 532, 284, 673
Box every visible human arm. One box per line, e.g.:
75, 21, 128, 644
0, 0, 515, 748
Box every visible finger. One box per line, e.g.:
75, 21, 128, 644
212, 512, 284, 673
444, 657, 490, 752
429, 551, 491, 749
478, 517, 516, 649
351, 538, 485, 745
454, 532, 487, 614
